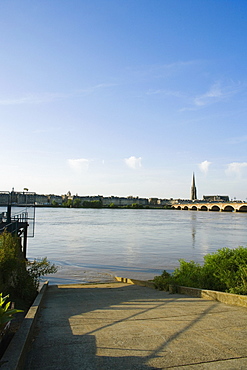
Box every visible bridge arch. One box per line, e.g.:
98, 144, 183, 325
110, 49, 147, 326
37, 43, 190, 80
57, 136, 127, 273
199, 205, 208, 211
183, 206, 188, 210
222, 205, 234, 212
210, 205, 220, 212
238, 205, 247, 212
191, 206, 197, 211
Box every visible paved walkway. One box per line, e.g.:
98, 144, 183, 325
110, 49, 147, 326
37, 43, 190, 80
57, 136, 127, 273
25, 283, 247, 369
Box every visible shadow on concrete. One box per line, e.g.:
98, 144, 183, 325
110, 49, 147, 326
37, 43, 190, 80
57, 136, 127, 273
24, 283, 225, 369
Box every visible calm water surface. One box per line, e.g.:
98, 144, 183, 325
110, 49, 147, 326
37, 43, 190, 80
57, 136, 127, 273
23, 208, 247, 284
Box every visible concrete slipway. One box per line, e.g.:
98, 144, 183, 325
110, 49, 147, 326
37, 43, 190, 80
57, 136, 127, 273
2, 281, 247, 369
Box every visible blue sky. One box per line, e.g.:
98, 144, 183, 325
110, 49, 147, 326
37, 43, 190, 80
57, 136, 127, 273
1, 0, 247, 200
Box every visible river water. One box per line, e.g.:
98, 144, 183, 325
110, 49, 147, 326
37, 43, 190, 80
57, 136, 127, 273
20, 207, 247, 284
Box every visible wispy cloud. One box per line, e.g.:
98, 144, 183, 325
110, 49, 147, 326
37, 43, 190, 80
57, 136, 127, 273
194, 81, 240, 107
67, 158, 90, 173
151, 60, 200, 77
153, 60, 200, 73
124, 156, 142, 169
228, 135, 247, 145
180, 80, 243, 112
199, 160, 211, 174
0, 84, 115, 106
225, 162, 247, 176
146, 89, 184, 98
127, 60, 201, 80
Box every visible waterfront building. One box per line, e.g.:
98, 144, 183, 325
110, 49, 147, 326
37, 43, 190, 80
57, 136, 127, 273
203, 195, 229, 202
0, 190, 35, 206
35, 194, 49, 205
48, 194, 63, 205
0, 192, 9, 205
102, 196, 148, 207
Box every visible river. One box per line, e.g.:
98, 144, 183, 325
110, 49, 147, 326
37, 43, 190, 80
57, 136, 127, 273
20, 207, 247, 284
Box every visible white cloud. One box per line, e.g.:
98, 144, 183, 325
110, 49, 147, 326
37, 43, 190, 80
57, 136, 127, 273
124, 156, 142, 169
67, 158, 90, 173
199, 160, 211, 174
194, 81, 241, 107
194, 83, 224, 106
226, 162, 247, 176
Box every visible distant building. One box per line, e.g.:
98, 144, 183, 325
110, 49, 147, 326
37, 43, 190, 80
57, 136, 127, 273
0, 192, 9, 205
149, 198, 159, 206
0, 191, 35, 205
203, 195, 229, 202
35, 194, 49, 205
48, 194, 63, 205
102, 196, 148, 207
157, 198, 172, 206
190, 173, 197, 200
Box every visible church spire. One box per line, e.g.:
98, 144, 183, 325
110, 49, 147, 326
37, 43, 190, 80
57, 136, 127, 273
191, 172, 197, 200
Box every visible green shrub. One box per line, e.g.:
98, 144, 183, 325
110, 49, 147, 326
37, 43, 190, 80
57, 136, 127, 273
131, 203, 143, 209
172, 260, 204, 288
153, 270, 171, 290
153, 247, 247, 295
83, 200, 102, 208
203, 247, 247, 294
26, 258, 57, 290
0, 231, 27, 296
0, 293, 23, 328
109, 203, 118, 208
0, 231, 57, 303
73, 198, 82, 208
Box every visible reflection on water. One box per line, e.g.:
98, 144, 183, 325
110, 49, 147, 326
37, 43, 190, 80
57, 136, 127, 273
190, 213, 197, 247
2, 207, 246, 284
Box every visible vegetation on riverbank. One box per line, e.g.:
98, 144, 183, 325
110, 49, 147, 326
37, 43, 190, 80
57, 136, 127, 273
51, 199, 171, 209
0, 231, 57, 305
153, 246, 247, 295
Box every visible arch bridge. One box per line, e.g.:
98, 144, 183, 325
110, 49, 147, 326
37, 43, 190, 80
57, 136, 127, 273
172, 201, 247, 212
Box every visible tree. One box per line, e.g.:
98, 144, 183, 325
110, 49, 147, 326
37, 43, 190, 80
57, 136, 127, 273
83, 200, 102, 208
73, 198, 82, 208
109, 203, 118, 208
62, 199, 73, 207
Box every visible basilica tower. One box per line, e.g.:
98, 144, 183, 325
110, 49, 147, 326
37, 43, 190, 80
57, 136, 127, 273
191, 172, 197, 200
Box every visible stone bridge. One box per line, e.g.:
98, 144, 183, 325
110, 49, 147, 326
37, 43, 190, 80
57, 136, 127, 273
172, 201, 247, 212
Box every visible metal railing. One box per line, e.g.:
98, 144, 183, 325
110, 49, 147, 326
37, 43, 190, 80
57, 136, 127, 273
0, 210, 29, 234
12, 211, 28, 223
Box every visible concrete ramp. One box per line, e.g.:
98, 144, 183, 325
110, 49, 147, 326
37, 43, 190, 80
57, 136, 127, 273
23, 283, 247, 369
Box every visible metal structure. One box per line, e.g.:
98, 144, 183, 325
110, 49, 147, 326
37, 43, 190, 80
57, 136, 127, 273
0, 190, 36, 258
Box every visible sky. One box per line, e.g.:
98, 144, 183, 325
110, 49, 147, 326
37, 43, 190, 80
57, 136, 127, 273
1, 0, 247, 200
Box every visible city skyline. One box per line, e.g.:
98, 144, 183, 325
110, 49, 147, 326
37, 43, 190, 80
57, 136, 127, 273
1, 1, 247, 200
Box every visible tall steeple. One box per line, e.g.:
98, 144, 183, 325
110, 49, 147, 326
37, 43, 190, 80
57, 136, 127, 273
191, 172, 197, 200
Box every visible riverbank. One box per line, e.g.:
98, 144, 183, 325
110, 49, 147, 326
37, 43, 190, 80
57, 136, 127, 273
34, 203, 171, 209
